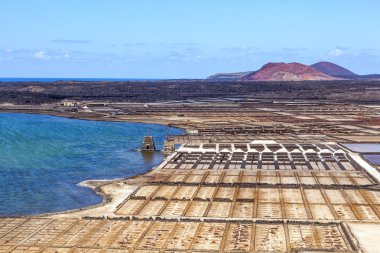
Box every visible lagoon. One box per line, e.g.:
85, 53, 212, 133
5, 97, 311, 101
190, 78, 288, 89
0, 113, 182, 216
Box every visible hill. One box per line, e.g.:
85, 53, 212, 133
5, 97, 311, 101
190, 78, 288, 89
242, 62, 338, 81
311, 61, 356, 77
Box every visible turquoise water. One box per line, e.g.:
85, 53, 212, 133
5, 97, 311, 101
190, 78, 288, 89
0, 113, 182, 216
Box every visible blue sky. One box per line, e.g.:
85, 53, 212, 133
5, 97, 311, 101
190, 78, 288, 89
0, 0, 379, 78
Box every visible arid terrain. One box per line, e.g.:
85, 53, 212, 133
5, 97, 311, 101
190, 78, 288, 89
1, 80, 380, 252
1, 80, 380, 105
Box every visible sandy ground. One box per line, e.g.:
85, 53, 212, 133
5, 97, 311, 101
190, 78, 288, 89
347, 222, 380, 253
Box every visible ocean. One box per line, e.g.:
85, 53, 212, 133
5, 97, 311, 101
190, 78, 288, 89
0, 78, 162, 82
0, 113, 182, 216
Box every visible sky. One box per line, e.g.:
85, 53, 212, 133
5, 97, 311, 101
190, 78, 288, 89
0, 0, 379, 78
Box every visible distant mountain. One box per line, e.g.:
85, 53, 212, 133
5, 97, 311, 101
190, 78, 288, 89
360, 74, 380, 79
310, 61, 356, 77
207, 71, 254, 81
242, 62, 338, 81
207, 61, 380, 81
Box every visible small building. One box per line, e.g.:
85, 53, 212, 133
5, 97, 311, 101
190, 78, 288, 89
141, 136, 156, 151
163, 137, 175, 156
186, 129, 199, 135
62, 100, 79, 107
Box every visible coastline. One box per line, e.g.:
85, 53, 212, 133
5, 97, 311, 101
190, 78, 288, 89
0, 107, 192, 130
0, 108, 180, 127
0, 109, 185, 218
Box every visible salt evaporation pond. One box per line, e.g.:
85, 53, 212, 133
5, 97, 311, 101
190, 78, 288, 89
0, 113, 182, 216
364, 155, 380, 166
343, 143, 380, 153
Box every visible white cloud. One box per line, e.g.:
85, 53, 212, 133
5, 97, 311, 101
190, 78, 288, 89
34, 50, 47, 59
328, 48, 345, 57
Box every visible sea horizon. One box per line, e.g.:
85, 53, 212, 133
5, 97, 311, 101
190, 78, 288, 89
0, 77, 167, 82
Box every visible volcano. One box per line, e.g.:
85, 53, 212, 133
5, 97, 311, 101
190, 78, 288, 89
311, 61, 356, 77
242, 62, 338, 81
